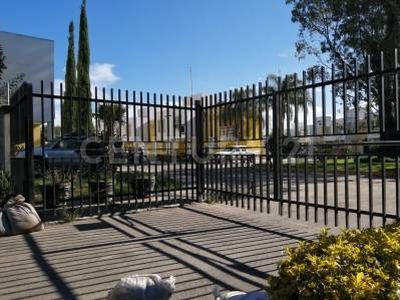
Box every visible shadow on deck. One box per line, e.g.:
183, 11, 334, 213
0, 203, 322, 300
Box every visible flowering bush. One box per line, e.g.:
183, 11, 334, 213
268, 223, 400, 299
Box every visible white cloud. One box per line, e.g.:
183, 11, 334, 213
53, 63, 119, 127
53, 79, 64, 127
90, 63, 120, 87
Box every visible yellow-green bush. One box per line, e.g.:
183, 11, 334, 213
267, 223, 400, 299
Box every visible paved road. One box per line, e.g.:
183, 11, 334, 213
118, 161, 399, 229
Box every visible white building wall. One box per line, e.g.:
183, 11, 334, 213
0, 31, 54, 136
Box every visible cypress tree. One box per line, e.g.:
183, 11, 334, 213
76, 0, 93, 135
62, 21, 76, 135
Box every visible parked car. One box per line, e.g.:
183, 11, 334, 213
214, 145, 255, 165
17, 135, 128, 175
16, 136, 84, 176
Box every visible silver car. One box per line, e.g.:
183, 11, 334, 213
215, 145, 255, 165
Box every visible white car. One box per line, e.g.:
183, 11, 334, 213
215, 145, 255, 165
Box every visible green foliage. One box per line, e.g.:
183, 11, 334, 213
0, 169, 14, 204
220, 74, 310, 139
97, 104, 126, 139
268, 225, 400, 299
61, 208, 81, 223
116, 171, 181, 191
76, 0, 93, 135
62, 21, 77, 135
266, 74, 310, 121
205, 195, 223, 204
286, 0, 400, 67
43, 169, 78, 185
285, 0, 400, 130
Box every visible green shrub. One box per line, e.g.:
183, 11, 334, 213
205, 195, 223, 204
267, 224, 400, 299
0, 169, 14, 204
59, 208, 81, 223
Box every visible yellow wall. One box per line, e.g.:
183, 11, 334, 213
33, 124, 41, 147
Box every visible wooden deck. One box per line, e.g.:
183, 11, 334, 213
0, 203, 322, 300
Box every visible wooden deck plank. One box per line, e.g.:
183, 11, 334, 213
0, 203, 322, 300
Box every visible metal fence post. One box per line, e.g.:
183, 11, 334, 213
9, 83, 34, 204
195, 100, 204, 202
23, 83, 34, 204
272, 91, 282, 214
0, 105, 11, 171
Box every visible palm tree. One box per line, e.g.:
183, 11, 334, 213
97, 104, 126, 140
218, 73, 310, 140
266, 73, 311, 129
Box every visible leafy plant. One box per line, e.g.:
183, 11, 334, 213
116, 172, 181, 192
205, 194, 224, 204
89, 168, 114, 182
0, 169, 14, 204
61, 208, 81, 223
268, 224, 400, 299
43, 169, 78, 185
128, 172, 156, 197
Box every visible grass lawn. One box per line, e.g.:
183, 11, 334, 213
281, 156, 399, 177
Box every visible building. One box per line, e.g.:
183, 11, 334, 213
0, 31, 54, 141
124, 94, 207, 157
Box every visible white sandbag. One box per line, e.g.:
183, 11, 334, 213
213, 286, 270, 300
106, 274, 176, 300
3, 194, 43, 235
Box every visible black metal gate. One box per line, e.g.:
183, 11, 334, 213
10, 83, 200, 220
201, 53, 400, 229
7, 51, 400, 228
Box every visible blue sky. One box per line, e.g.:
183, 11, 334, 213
1, 0, 318, 96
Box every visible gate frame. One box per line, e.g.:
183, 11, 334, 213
8, 83, 34, 203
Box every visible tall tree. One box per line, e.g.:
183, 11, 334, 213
76, 0, 93, 135
220, 74, 310, 139
286, 0, 400, 130
62, 21, 76, 135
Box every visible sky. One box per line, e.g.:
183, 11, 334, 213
1, 0, 318, 97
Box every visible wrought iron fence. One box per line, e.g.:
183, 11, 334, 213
10, 83, 199, 220
201, 51, 400, 229
6, 51, 400, 228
